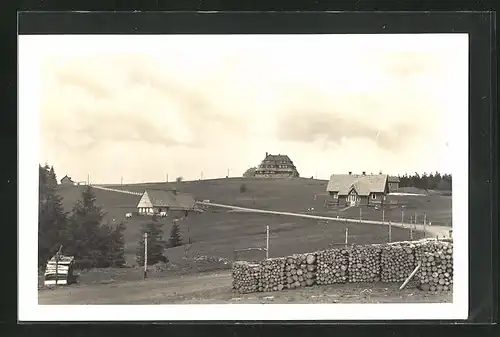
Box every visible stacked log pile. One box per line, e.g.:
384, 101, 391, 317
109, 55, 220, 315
380, 243, 416, 283
284, 253, 317, 289
348, 245, 382, 283
414, 240, 453, 292
258, 257, 286, 292
232, 261, 261, 294
44, 254, 75, 286
231, 238, 453, 295
316, 248, 349, 285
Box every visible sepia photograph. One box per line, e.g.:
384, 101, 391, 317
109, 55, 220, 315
19, 33, 468, 321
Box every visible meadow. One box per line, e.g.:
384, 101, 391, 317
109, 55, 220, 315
56, 178, 451, 268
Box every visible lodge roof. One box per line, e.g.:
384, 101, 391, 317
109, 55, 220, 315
326, 174, 388, 196
140, 189, 196, 210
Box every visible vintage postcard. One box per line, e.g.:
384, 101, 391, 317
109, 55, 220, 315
18, 33, 468, 320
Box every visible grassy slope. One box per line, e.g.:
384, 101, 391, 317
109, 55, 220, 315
56, 178, 450, 267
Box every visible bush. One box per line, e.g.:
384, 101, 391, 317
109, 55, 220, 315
239, 183, 247, 193
176, 176, 183, 182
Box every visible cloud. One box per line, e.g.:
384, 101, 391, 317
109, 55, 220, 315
276, 109, 419, 153
40, 53, 249, 154
372, 51, 446, 81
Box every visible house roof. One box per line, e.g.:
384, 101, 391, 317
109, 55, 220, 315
388, 176, 400, 183
61, 175, 73, 182
142, 189, 196, 210
326, 174, 388, 196
264, 154, 293, 162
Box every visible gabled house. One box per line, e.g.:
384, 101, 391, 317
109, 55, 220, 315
137, 189, 196, 216
60, 175, 75, 185
326, 172, 389, 206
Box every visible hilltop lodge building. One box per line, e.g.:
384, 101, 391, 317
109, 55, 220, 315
137, 189, 197, 216
326, 172, 389, 207
254, 152, 300, 178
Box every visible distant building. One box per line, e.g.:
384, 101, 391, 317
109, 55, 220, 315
60, 175, 75, 185
388, 176, 400, 192
137, 189, 197, 216
254, 152, 299, 178
326, 172, 389, 207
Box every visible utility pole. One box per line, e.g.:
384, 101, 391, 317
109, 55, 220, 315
144, 232, 148, 279
266, 225, 269, 259
201, 171, 203, 180
121, 176, 123, 187
87, 173, 90, 185
227, 168, 230, 177
388, 220, 392, 243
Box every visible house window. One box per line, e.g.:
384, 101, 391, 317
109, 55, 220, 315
333, 192, 338, 199
372, 193, 377, 200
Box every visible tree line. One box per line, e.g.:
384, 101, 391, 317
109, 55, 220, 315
397, 172, 452, 191
39, 164, 184, 270
39, 164, 127, 269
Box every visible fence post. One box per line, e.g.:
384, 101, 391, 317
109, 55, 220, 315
266, 225, 269, 259
423, 214, 427, 238
388, 220, 392, 243
401, 210, 404, 226
359, 207, 362, 222
345, 227, 349, 248
144, 232, 148, 279
382, 209, 385, 223
410, 224, 413, 240
414, 212, 417, 224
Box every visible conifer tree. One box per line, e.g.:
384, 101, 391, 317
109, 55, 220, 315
136, 216, 167, 266
169, 221, 183, 248
66, 186, 106, 268
38, 164, 67, 267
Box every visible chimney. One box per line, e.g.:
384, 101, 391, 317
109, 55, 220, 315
266, 152, 268, 157
348, 171, 352, 175
362, 171, 366, 175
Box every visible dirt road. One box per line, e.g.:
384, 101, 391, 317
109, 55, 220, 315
91, 185, 450, 238
200, 201, 451, 238
38, 270, 451, 305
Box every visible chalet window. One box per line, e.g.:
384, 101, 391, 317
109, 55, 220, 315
333, 193, 338, 199
372, 193, 377, 200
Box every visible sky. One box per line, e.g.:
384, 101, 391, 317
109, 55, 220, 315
20, 34, 468, 184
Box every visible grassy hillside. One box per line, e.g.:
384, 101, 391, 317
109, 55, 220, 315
102, 177, 452, 225
54, 178, 451, 267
